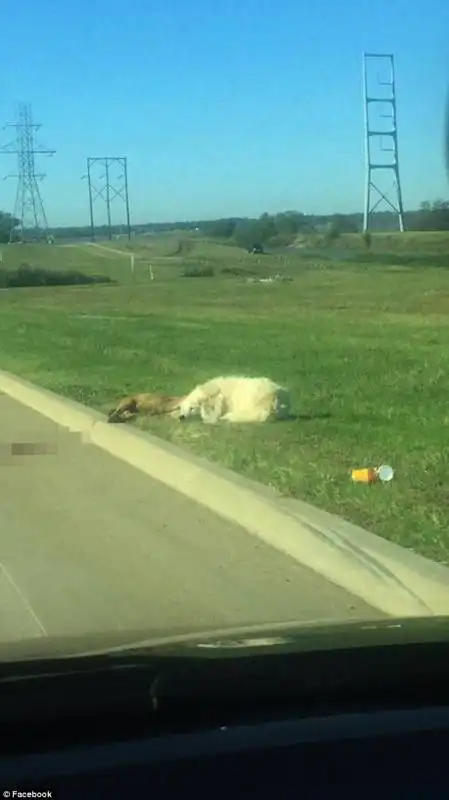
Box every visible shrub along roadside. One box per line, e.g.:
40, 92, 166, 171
181, 265, 214, 278
0, 263, 115, 289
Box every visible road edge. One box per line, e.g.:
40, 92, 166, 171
2, 368, 449, 619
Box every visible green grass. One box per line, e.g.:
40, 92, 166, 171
1, 240, 449, 565
338, 230, 449, 254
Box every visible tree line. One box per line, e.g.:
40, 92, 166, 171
199, 201, 449, 248
1, 200, 449, 245
45, 201, 449, 246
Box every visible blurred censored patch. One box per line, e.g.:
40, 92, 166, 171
0, 440, 58, 464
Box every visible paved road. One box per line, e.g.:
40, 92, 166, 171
0, 393, 379, 646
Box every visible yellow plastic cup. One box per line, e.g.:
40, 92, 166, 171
351, 467, 378, 484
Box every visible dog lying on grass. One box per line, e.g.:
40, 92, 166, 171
177, 375, 291, 424
107, 393, 185, 423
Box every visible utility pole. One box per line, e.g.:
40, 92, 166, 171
84, 157, 131, 242
1, 103, 55, 242
362, 53, 405, 233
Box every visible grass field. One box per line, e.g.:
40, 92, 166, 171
1, 234, 449, 565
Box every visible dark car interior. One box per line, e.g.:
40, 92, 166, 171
1, 624, 449, 797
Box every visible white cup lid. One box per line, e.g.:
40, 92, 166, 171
377, 464, 394, 482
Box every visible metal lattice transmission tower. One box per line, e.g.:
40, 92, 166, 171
85, 157, 131, 242
2, 103, 55, 242
362, 53, 405, 233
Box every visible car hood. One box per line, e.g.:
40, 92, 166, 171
1, 614, 449, 664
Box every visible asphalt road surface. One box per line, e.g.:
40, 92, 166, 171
0, 392, 379, 646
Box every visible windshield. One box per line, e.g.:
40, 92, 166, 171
0, 0, 448, 662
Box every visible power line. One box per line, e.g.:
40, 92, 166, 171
1, 102, 55, 242
84, 157, 131, 242
362, 53, 405, 232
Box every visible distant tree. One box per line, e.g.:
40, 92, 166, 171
410, 200, 449, 231
233, 219, 263, 249
432, 199, 449, 210
362, 231, 372, 250
323, 220, 341, 244
273, 211, 299, 242
258, 212, 277, 242
0, 212, 20, 243
202, 218, 240, 238
329, 213, 358, 234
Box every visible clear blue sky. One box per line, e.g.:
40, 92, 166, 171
2, 0, 449, 226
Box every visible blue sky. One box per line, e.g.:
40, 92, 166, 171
2, 0, 449, 226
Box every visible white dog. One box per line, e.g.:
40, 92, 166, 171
178, 375, 291, 424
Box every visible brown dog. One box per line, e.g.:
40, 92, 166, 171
107, 393, 185, 423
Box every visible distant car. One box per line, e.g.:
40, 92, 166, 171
248, 243, 264, 254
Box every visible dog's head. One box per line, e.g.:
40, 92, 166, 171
107, 397, 138, 424
178, 386, 207, 420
